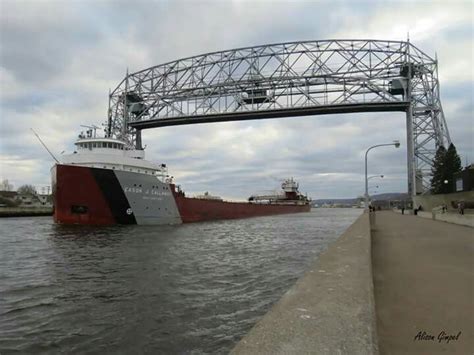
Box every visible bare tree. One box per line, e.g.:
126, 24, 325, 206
0, 179, 14, 191
17, 184, 37, 195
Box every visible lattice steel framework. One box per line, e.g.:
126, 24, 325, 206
107, 39, 451, 195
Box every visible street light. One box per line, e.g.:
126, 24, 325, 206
365, 141, 400, 210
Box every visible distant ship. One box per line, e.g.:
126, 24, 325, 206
52, 128, 311, 225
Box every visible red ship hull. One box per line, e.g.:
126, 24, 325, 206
174, 196, 310, 223
52, 164, 311, 225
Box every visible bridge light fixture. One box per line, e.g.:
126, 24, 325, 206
364, 141, 400, 211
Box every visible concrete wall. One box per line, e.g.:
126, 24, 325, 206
416, 210, 474, 228
231, 213, 378, 355
413, 191, 474, 211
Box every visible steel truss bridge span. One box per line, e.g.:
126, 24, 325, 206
107, 39, 451, 196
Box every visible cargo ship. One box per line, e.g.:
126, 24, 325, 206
52, 128, 311, 225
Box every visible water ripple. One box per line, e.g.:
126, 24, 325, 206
0, 209, 361, 354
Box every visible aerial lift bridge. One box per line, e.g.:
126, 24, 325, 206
106, 40, 451, 197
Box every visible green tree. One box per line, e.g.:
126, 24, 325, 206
430, 143, 463, 194
430, 145, 447, 194
17, 184, 37, 195
444, 143, 462, 193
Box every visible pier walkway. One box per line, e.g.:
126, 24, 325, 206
372, 211, 473, 355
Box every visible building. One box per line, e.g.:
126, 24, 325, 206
453, 165, 474, 192
0, 190, 52, 207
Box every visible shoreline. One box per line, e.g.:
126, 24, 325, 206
0, 207, 53, 218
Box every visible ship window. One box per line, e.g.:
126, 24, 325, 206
108, 142, 113, 148
102, 142, 107, 148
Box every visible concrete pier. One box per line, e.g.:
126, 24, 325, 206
372, 211, 473, 355
231, 213, 378, 354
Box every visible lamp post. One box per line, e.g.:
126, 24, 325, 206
365, 141, 400, 210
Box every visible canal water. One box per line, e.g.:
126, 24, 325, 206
0, 208, 361, 354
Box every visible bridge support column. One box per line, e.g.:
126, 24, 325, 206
135, 129, 142, 150
406, 107, 416, 198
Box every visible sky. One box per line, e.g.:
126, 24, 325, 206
0, 0, 472, 199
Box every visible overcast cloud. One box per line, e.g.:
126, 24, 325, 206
0, 0, 472, 199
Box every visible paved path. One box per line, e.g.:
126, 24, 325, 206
371, 211, 473, 355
